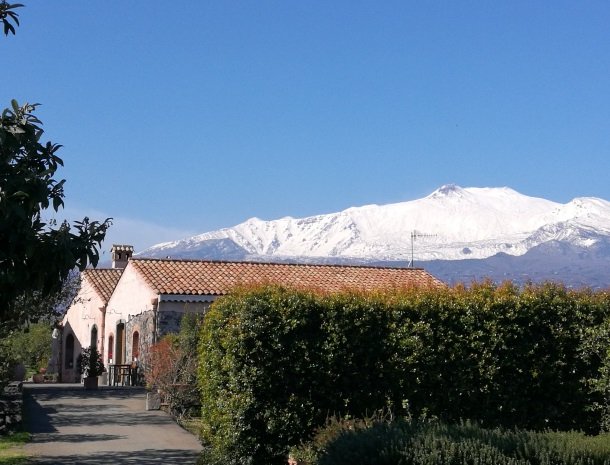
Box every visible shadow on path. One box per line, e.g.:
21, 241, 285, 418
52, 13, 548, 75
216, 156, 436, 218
29, 433, 125, 444
23, 385, 202, 465
27, 449, 202, 465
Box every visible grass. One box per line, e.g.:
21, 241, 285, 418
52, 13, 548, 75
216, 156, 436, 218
0, 432, 30, 465
179, 417, 203, 437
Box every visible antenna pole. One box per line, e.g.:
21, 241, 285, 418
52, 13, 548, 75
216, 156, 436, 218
410, 231, 415, 268
409, 230, 436, 268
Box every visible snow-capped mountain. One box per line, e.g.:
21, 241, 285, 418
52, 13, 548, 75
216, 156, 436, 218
139, 185, 610, 287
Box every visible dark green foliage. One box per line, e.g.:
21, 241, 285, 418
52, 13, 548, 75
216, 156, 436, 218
198, 283, 610, 464
0, 100, 111, 334
199, 287, 326, 465
77, 346, 104, 377
388, 283, 610, 432
3, 322, 52, 371
173, 313, 204, 419
295, 417, 610, 465
0, 1, 23, 36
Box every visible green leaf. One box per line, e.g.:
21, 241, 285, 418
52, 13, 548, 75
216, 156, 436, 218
52, 196, 63, 212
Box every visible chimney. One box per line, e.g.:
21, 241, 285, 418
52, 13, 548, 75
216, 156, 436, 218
111, 244, 134, 269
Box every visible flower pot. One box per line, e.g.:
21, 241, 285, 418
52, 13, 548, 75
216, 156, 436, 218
83, 376, 99, 390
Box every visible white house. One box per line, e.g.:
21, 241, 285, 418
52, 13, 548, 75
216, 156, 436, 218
59, 267, 123, 382
57, 245, 444, 383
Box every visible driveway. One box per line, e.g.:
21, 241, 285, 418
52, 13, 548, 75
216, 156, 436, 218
23, 384, 202, 465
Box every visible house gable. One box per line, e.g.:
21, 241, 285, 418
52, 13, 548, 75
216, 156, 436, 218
82, 269, 123, 303
59, 269, 122, 382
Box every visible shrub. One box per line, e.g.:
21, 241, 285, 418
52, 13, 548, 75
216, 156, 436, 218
0, 345, 15, 392
198, 283, 610, 464
77, 346, 104, 377
296, 417, 610, 465
199, 286, 326, 465
3, 322, 52, 374
146, 314, 202, 419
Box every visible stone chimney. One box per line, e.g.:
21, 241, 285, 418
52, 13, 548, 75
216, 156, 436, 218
111, 244, 134, 269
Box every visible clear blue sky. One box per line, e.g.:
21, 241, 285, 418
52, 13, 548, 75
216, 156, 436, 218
3, 1, 610, 253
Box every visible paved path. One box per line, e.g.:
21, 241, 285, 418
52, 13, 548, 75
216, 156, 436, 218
23, 384, 202, 465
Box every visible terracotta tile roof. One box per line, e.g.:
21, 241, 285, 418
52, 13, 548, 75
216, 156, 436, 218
82, 268, 123, 303
128, 258, 444, 296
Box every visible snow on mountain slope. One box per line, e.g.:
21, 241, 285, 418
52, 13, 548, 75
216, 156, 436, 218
139, 185, 610, 263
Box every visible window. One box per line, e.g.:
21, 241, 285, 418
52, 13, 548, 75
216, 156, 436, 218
65, 333, 74, 369
132, 331, 140, 360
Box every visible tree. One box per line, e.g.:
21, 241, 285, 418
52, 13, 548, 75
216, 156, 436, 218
1, 4, 111, 393
0, 100, 112, 334
10, 268, 81, 329
0, 1, 23, 36
3, 322, 53, 373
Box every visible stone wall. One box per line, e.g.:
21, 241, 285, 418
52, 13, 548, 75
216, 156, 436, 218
124, 302, 211, 372
0, 382, 22, 435
126, 310, 155, 363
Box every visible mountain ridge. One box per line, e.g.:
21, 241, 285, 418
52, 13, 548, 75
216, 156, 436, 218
138, 185, 610, 288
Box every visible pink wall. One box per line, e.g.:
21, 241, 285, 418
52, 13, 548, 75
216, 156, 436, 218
60, 278, 105, 382
105, 265, 157, 367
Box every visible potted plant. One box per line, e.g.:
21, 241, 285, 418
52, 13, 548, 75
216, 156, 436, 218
78, 346, 105, 389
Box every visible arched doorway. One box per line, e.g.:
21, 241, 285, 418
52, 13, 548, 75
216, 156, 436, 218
116, 322, 125, 364
65, 333, 74, 369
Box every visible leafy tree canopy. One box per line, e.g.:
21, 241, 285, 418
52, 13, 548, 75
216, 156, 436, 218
0, 1, 23, 36
0, 100, 111, 333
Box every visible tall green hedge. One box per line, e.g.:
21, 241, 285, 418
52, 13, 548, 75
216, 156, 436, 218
198, 283, 610, 465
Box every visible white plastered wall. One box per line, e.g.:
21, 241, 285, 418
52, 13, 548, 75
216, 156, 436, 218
104, 264, 157, 367
60, 276, 105, 382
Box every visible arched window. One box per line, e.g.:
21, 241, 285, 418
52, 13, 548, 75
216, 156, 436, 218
91, 325, 98, 349
108, 334, 114, 362
65, 333, 74, 369
132, 331, 140, 360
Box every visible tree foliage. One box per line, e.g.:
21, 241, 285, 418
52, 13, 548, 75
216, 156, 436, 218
0, 1, 23, 36
0, 100, 111, 333
2, 321, 53, 371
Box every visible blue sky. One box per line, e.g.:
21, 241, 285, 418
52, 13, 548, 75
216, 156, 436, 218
2, 1, 610, 253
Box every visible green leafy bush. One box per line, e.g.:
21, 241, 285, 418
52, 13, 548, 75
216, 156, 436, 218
3, 322, 52, 373
77, 346, 104, 377
294, 417, 610, 465
198, 283, 610, 465
199, 287, 326, 465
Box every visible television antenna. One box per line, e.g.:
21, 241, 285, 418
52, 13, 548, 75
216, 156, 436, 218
408, 230, 436, 268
